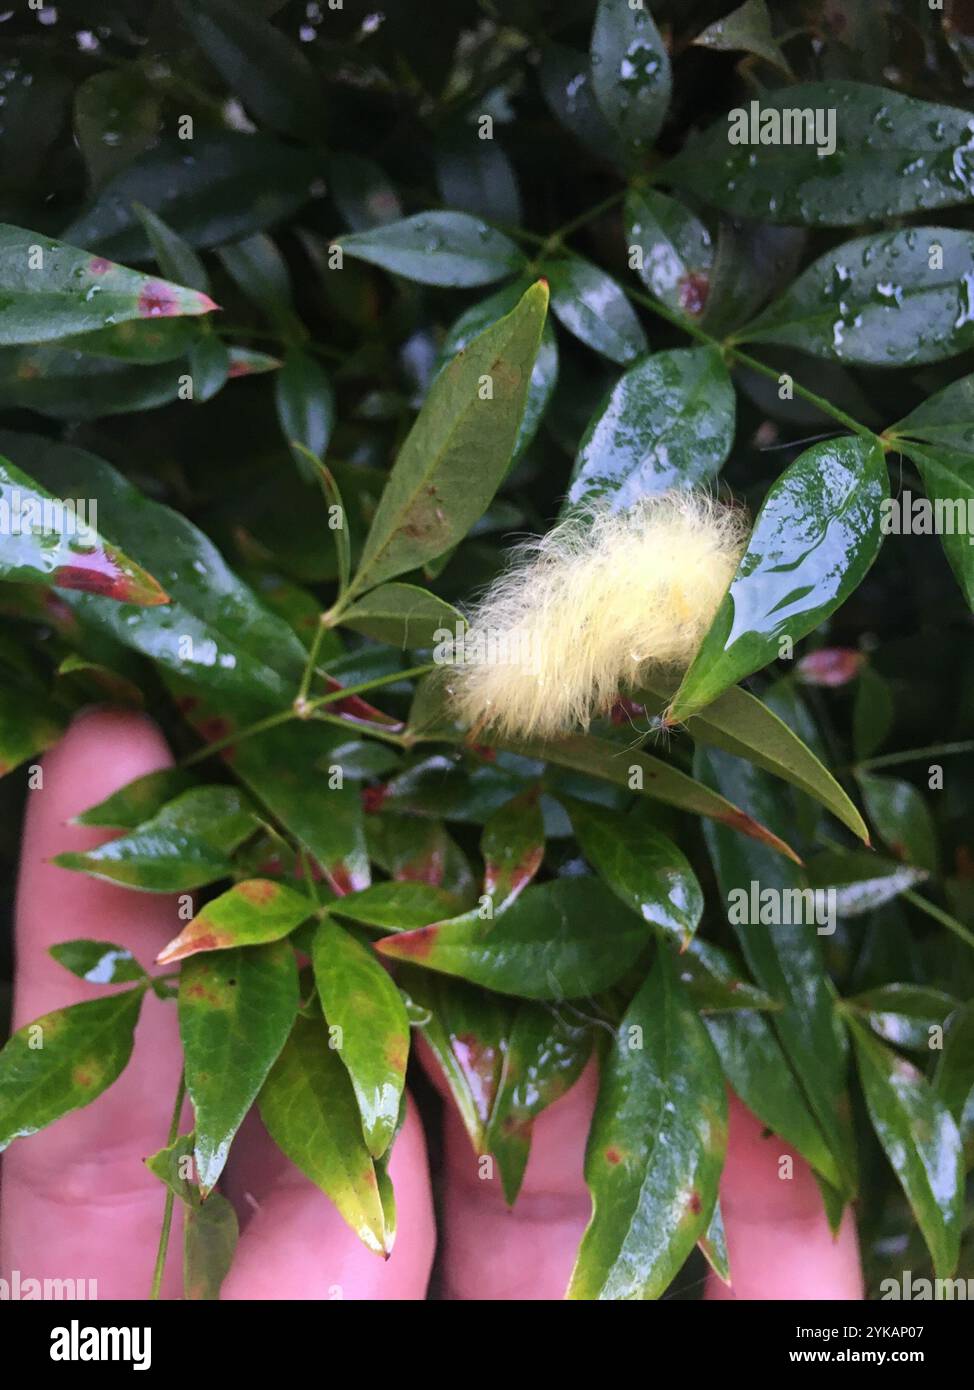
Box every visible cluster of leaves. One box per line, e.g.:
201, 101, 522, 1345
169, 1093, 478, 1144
1, 0, 974, 1299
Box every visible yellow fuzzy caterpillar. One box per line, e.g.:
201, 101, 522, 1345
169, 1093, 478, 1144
447, 491, 747, 741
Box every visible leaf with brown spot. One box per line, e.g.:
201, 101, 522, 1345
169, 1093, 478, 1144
158, 878, 313, 964
480, 787, 545, 913
0, 988, 145, 1151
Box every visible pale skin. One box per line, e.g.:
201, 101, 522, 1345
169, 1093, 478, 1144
0, 711, 865, 1300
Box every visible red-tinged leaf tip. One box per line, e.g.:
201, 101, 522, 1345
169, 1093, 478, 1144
718, 806, 803, 864
375, 925, 439, 960
197, 292, 220, 314
156, 929, 227, 965
796, 647, 864, 688
53, 554, 169, 606
138, 280, 182, 318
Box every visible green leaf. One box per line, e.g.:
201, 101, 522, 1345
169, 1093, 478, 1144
698, 1200, 731, 1286
229, 720, 370, 894
0, 683, 63, 778
62, 133, 319, 262
934, 1002, 974, 1163
438, 282, 559, 461
539, 44, 626, 166
844, 985, 957, 1051
345, 281, 548, 598
806, 849, 927, 916
568, 950, 727, 1300
145, 1131, 198, 1205
624, 189, 713, 323
856, 772, 939, 872
480, 787, 545, 912
850, 1018, 964, 1278
485, 1003, 592, 1205
697, 746, 857, 1194
188, 330, 230, 403
218, 233, 294, 323
180, 940, 298, 1193
336, 212, 526, 288
739, 228, 974, 366
667, 436, 888, 722
642, 680, 869, 842
376, 878, 648, 1000
511, 732, 801, 862
0, 453, 169, 605
49, 940, 147, 984
275, 348, 335, 481
665, 83, 974, 227
311, 919, 410, 1158
74, 68, 160, 190
699, 220, 805, 338
184, 1192, 239, 1300
0, 223, 215, 346
58, 317, 199, 363
53, 786, 258, 892
73, 767, 196, 829
705, 1008, 846, 1184
0, 347, 189, 419
399, 969, 512, 1152
175, 0, 322, 138
0, 432, 309, 704
692, 0, 792, 74
564, 798, 703, 946
435, 125, 522, 227
672, 935, 780, 1013
340, 583, 465, 650
564, 346, 734, 512
329, 882, 459, 931
589, 0, 671, 160
328, 153, 402, 231
158, 879, 314, 964
854, 664, 894, 760
545, 255, 647, 365
132, 203, 209, 294
0, 988, 144, 1151
258, 1007, 389, 1254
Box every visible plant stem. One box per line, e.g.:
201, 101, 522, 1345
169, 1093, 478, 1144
902, 889, 974, 952
179, 708, 297, 768
728, 346, 875, 440
304, 662, 435, 713
296, 616, 330, 705
856, 741, 974, 772
149, 1069, 187, 1301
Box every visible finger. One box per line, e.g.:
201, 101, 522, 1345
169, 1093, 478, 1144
1, 709, 187, 1299
219, 1099, 435, 1300
705, 1093, 863, 1300
423, 1036, 596, 1300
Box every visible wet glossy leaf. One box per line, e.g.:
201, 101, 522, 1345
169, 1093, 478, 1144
806, 849, 927, 916
934, 1002, 974, 1163
188, 330, 230, 403
0, 454, 169, 605
539, 43, 627, 166
589, 0, 671, 161
158, 879, 314, 964
330, 882, 459, 931
564, 347, 733, 513
275, 349, 335, 481
698, 220, 806, 338
230, 721, 370, 895
49, 940, 146, 985
697, 746, 857, 1194
184, 1192, 238, 1300
376, 877, 648, 1000
0, 683, 63, 778
180, 940, 298, 1193
53, 786, 258, 892
568, 950, 727, 1300
340, 583, 465, 650
258, 1007, 388, 1254
0, 432, 308, 703
668, 437, 888, 721
665, 84, 974, 226
0, 347, 189, 418
133, 203, 209, 294
312, 919, 410, 1157
63, 134, 319, 262
512, 731, 800, 862
74, 68, 161, 190
698, 1200, 731, 1285
0, 224, 215, 346
850, 1018, 963, 1277
740, 229, 974, 366
58, 317, 199, 364
438, 282, 558, 461
565, 798, 703, 946
642, 680, 868, 841
672, 935, 779, 1013
480, 787, 545, 912
692, 0, 792, 74
435, 126, 521, 226
485, 1002, 592, 1205
844, 985, 957, 1051
624, 189, 713, 322
336, 212, 525, 288
73, 767, 196, 829
545, 255, 647, 365
175, 0, 323, 138
856, 772, 939, 872
0, 988, 144, 1151
346, 281, 548, 598
400, 969, 512, 1152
